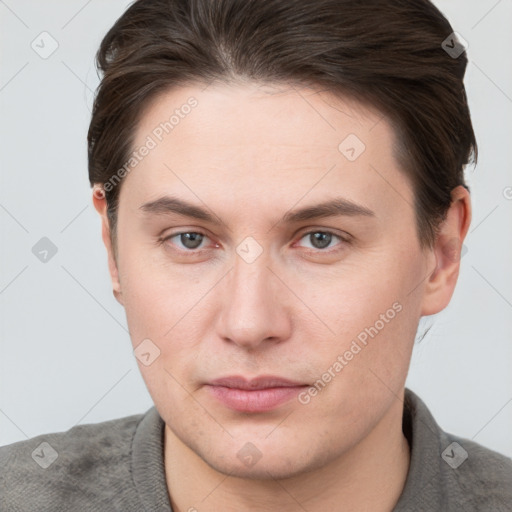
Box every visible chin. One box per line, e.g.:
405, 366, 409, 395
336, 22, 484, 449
206, 455, 310, 481
198, 439, 335, 481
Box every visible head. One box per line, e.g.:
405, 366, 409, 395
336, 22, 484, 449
90, 0, 475, 479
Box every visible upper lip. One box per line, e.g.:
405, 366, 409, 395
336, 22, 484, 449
208, 375, 307, 390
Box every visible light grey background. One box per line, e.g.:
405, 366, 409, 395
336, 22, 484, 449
1, 0, 511, 458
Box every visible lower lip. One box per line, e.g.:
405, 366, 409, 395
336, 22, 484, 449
206, 385, 307, 413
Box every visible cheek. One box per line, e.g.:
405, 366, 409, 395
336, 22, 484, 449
301, 286, 419, 436
122, 266, 202, 410
117, 239, 189, 339
116, 243, 211, 384
318, 250, 418, 330
310, 248, 423, 383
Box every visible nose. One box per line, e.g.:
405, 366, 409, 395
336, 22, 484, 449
215, 247, 292, 351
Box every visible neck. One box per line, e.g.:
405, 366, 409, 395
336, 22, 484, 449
164, 395, 410, 512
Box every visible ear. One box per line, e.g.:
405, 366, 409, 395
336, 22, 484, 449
420, 185, 472, 316
92, 186, 124, 306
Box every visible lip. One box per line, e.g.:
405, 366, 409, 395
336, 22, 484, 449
205, 375, 309, 413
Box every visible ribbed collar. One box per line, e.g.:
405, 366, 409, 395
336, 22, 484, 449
393, 388, 446, 510
131, 406, 173, 511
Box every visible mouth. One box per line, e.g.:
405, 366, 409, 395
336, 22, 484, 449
205, 375, 310, 413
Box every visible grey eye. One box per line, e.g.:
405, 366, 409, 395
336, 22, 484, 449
299, 231, 342, 250
167, 232, 206, 250
308, 232, 333, 249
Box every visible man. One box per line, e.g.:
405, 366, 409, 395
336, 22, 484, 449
1, 0, 511, 510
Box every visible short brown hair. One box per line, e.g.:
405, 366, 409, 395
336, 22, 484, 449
88, 0, 477, 253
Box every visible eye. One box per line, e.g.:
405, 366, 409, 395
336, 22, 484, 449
162, 231, 211, 251
160, 229, 349, 255
296, 230, 347, 251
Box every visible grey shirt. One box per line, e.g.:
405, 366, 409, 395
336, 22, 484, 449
1, 388, 511, 511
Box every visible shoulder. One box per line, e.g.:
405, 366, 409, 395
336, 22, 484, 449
0, 411, 146, 511
444, 432, 512, 509
400, 388, 512, 511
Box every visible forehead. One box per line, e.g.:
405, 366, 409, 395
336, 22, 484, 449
120, 82, 412, 224
134, 81, 391, 157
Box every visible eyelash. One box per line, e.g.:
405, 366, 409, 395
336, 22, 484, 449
158, 229, 350, 255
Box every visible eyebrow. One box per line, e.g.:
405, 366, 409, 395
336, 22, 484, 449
139, 195, 375, 224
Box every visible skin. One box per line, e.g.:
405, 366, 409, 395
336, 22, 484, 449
92, 81, 471, 512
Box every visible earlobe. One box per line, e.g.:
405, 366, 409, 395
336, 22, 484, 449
420, 186, 472, 316
92, 186, 124, 306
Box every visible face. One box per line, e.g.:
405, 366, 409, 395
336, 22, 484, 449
95, 82, 446, 479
